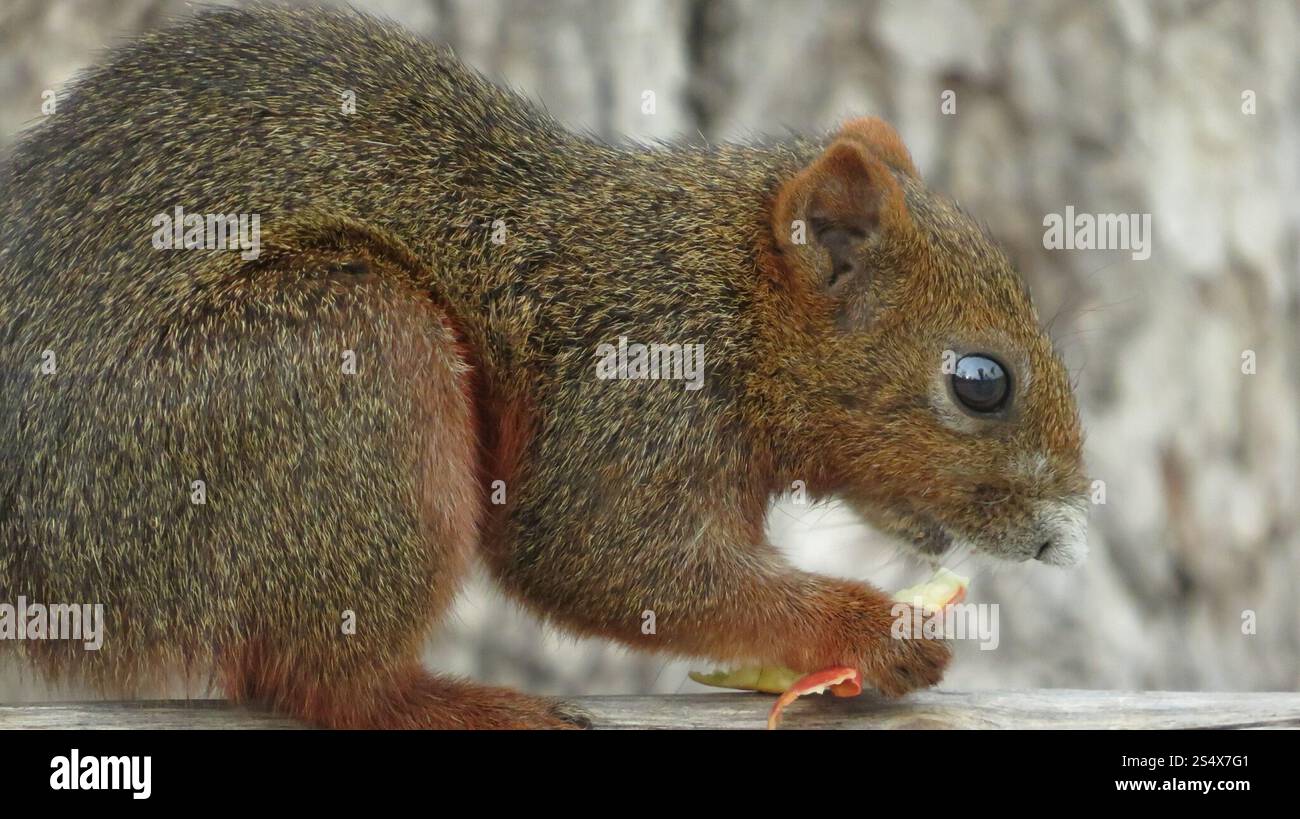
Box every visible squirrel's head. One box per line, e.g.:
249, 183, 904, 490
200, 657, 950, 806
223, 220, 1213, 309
761, 117, 1088, 567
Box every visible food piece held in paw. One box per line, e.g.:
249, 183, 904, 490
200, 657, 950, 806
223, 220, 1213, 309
688, 665, 801, 694
766, 666, 863, 730
690, 566, 970, 725
890, 566, 970, 612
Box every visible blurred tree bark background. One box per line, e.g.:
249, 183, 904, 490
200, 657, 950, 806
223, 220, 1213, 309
2, 0, 1296, 699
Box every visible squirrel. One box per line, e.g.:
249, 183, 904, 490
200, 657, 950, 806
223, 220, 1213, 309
0, 6, 1088, 728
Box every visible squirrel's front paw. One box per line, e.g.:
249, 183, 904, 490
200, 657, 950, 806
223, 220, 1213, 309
860, 619, 952, 697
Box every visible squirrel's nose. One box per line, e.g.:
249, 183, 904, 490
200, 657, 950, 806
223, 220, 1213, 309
1032, 499, 1089, 567
1035, 538, 1085, 566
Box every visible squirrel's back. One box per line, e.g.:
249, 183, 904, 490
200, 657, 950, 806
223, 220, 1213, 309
1, 5, 806, 399
2, 6, 566, 300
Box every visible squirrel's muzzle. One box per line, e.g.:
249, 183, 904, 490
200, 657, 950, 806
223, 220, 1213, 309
1030, 498, 1089, 567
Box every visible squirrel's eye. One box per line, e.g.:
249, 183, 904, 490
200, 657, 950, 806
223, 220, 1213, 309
951, 354, 1009, 414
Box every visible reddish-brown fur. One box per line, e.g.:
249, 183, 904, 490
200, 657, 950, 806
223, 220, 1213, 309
2, 8, 1088, 729
837, 117, 920, 177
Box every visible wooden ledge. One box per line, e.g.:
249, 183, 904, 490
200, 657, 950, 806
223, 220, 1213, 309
3, 689, 1299, 729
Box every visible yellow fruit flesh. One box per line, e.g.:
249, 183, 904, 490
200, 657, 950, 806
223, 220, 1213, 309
890, 566, 969, 611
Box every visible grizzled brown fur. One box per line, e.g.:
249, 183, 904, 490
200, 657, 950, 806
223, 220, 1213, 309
0, 7, 1086, 728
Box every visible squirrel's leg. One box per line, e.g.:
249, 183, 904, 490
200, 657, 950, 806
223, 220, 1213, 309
200, 239, 587, 729
221, 646, 589, 729
205, 237, 588, 729
488, 500, 949, 697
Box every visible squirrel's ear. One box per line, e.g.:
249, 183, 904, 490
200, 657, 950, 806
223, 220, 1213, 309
835, 116, 919, 179
772, 136, 911, 298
